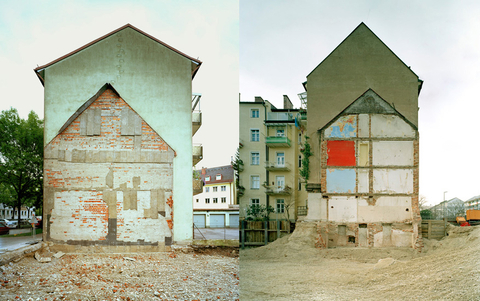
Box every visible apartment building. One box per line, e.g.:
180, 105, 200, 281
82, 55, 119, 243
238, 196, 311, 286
193, 165, 238, 228
238, 95, 307, 221
465, 196, 480, 211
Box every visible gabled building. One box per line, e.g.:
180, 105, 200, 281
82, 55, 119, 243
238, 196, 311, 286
35, 24, 202, 248
238, 95, 307, 221
193, 165, 238, 228
304, 23, 422, 249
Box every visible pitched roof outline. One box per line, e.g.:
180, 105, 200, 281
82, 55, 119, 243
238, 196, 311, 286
196, 165, 234, 184
53, 82, 176, 154
307, 22, 422, 93
34, 23, 202, 85
320, 88, 418, 132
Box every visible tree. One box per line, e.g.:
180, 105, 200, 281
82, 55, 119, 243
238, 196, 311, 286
0, 108, 43, 224
246, 204, 274, 221
231, 147, 244, 202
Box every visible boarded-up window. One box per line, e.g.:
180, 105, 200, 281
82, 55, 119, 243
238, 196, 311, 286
358, 142, 369, 166
121, 109, 142, 136
80, 108, 101, 136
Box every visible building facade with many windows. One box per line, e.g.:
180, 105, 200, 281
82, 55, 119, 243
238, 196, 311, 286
193, 165, 239, 228
238, 95, 307, 222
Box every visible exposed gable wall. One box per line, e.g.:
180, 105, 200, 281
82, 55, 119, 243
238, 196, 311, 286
41, 26, 194, 242
44, 88, 174, 248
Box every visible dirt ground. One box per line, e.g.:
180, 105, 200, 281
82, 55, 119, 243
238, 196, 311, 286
0, 246, 239, 300
240, 222, 480, 301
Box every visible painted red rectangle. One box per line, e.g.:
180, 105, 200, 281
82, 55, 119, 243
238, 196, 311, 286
327, 140, 355, 166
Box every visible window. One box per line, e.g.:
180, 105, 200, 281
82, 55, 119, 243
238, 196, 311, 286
205, 198, 210, 204
298, 179, 302, 191
251, 199, 260, 205
276, 152, 285, 167
216, 174, 222, 180
221, 186, 226, 191
251, 176, 260, 189
251, 129, 259, 142
251, 109, 259, 118
221, 197, 226, 203
213, 198, 218, 204
251, 152, 260, 165
276, 199, 285, 213
298, 133, 302, 144
213, 187, 218, 192
196, 199, 199, 203
205, 187, 210, 193
299, 155, 302, 168
276, 129, 285, 137
205, 176, 211, 182
276, 176, 285, 189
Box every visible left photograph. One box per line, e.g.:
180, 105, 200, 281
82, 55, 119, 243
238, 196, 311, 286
0, 1, 239, 300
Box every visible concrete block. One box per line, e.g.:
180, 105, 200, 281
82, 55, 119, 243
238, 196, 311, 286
373, 169, 413, 194
328, 197, 357, 222
373, 141, 413, 166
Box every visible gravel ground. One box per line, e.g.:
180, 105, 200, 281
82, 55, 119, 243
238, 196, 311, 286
240, 222, 480, 300
0, 247, 239, 300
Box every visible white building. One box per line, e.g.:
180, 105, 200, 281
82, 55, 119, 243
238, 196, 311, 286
193, 165, 239, 228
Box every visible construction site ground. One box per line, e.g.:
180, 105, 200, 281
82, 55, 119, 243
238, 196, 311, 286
240, 222, 480, 300
0, 245, 239, 300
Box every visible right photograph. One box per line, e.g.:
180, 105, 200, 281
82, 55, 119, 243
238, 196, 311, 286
238, 1, 480, 300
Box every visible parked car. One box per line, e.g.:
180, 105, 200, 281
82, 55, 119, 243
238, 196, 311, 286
0, 222, 10, 235
0, 219, 17, 229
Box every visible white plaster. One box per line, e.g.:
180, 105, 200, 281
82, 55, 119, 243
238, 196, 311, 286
358, 196, 412, 222
328, 197, 357, 222
371, 115, 416, 138
373, 169, 413, 194
116, 190, 171, 243
373, 141, 413, 166
358, 170, 369, 193
358, 114, 369, 137
391, 229, 413, 247
305, 193, 327, 221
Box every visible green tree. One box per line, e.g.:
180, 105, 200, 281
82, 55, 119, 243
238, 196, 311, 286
0, 108, 43, 224
246, 204, 274, 221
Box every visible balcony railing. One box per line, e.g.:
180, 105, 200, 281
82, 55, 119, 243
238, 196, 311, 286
297, 206, 308, 216
193, 144, 203, 165
193, 179, 203, 195
264, 161, 291, 171
266, 112, 294, 121
265, 136, 291, 147
192, 111, 202, 136
265, 186, 292, 195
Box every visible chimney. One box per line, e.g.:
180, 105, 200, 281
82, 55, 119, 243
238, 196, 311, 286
201, 167, 206, 175
254, 96, 264, 103
283, 95, 293, 109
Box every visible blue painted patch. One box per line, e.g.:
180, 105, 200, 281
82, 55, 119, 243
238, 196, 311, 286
326, 169, 356, 193
325, 116, 357, 138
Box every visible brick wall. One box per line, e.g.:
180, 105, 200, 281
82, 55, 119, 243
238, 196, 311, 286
44, 88, 174, 247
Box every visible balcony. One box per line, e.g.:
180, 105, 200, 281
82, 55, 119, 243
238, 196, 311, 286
192, 111, 202, 136
265, 136, 291, 147
266, 112, 295, 122
193, 144, 203, 165
193, 179, 203, 195
237, 186, 245, 197
265, 161, 291, 171
265, 185, 292, 196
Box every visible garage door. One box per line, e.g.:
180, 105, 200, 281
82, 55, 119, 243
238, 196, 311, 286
229, 214, 239, 228
193, 214, 206, 228
210, 214, 225, 228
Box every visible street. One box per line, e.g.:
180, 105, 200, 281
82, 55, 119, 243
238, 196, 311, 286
0, 233, 42, 254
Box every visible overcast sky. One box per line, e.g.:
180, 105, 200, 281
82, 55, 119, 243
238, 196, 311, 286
0, 0, 239, 171
240, 0, 480, 205
1, 1, 478, 206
